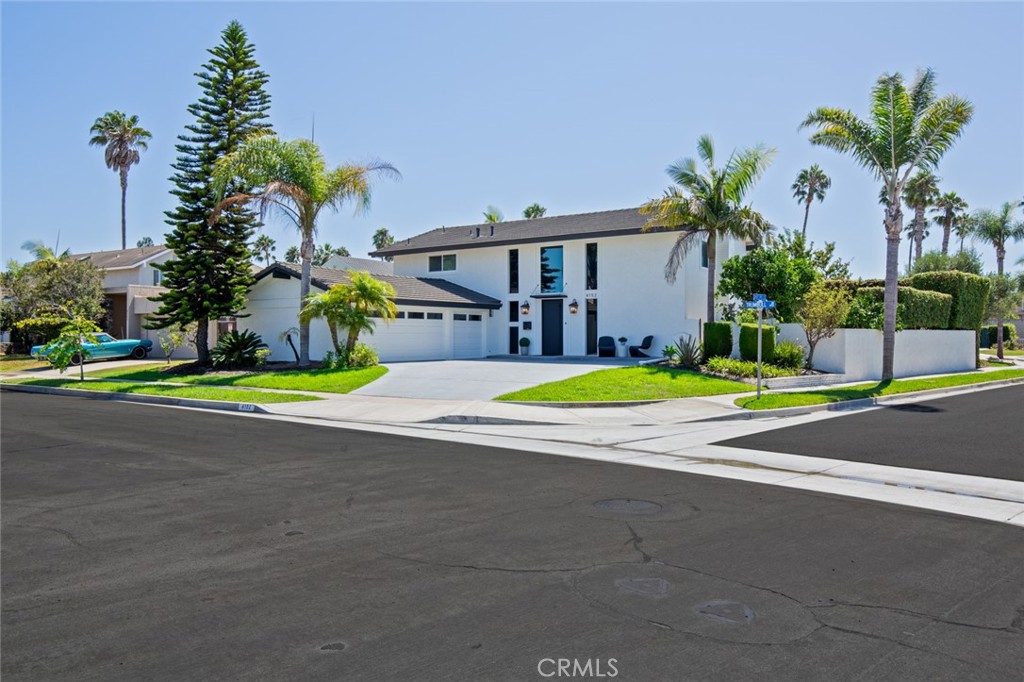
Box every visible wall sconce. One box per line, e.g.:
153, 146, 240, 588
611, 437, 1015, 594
521, 301, 530, 315
568, 299, 579, 314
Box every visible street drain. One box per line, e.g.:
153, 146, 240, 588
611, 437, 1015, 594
320, 642, 347, 652
593, 499, 662, 516
696, 600, 755, 625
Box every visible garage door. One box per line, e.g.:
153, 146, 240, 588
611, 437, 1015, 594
452, 313, 485, 359
368, 311, 446, 361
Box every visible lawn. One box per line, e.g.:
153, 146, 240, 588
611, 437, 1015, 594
983, 349, 1023, 357
735, 368, 1024, 410
90, 363, 387, 394
8, 378, 322, 404
495, 366, 753, 402
0, 354, 49, 372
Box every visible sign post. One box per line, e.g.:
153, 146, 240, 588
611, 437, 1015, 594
743, 294, 776, 399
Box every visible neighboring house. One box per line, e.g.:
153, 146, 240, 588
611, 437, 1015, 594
242, 262, 500, 362
323, 255, 395, 275
368, 208, 745, 358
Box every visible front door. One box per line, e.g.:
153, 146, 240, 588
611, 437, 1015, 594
586, 299, 598, 355
541, 299, 563, 356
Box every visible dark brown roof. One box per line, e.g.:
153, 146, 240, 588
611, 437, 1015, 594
370, 207, 647, 256
255, 263, 502, 310
73, 244, 169, 269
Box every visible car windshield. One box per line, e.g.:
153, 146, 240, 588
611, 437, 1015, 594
95, 334, 115, 343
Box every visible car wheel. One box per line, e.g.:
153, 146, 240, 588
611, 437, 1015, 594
131, 346, 147, 360
70, 353, 83, 366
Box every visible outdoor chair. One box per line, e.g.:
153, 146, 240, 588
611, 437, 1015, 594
629, 335, 655, 358
597, 336, 616, 357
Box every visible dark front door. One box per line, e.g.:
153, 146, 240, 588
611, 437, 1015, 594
541, 299, 563, 356
586, 298, 597, 355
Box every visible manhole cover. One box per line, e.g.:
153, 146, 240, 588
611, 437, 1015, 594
615, 577, 671, 598
593, 498, 662, 515
320, 642, 347, 652
696, 600, 755, 624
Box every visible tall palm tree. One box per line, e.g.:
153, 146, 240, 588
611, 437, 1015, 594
251, 234, 276, 267
211, 134, 399, 366
482, 206, 504, 223
791, 164, 831, 237
955, 211, 975, 253
88, 111, 152, 249
903, 171, 940, 263
640, 134, 775, 323
523, 203, 547, 219
972, 202, 1024, 358
801, 68, 973, 380
931, 191, 968, 255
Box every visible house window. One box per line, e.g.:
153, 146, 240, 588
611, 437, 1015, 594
407, 312, 425, 319
585, 243, 597, 290
427, 312, 443, 320
395, 311, 406, 319
428, 254, 456, 272
540, 246, 564, 293
454, 313, 467, 321
152, 269, 163, 286
468, 314, 482, 321
509, 301, 519, 323
509, 249, 519, 293
700, 241, 709, 268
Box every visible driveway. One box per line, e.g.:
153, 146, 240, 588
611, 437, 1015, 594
353, 357, 636, 400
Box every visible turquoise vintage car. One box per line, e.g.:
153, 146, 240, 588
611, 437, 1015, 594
31, 333, 153, 365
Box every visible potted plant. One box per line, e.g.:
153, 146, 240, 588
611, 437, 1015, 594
519, 337, 531, 356
617, 336, 628, 358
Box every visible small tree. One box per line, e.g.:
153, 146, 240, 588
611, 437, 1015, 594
137, 236, 155, 248
372, 227, 395, 261
252, 235, 276, 267
40, 315, 102, 381
278, 327, 300, 364
523, 203, 547, 220
158, 323, 196, 363
798, 281, 852, 369
986, 274, 1021, 359
482, 206, 504, 223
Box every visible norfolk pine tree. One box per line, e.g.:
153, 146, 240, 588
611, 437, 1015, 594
149, 21, 272, 363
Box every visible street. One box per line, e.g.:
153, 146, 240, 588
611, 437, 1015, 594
2, 391, 1022, 681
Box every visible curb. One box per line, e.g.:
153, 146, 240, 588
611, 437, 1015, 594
695, 377, 1024, 422
499, 398, 668, 408
0, 383, 270, 414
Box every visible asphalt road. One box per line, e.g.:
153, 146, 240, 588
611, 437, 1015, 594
718, 384, 1024, 481
2, 392, 1023, 682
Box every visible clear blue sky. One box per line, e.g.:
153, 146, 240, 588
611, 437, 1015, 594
3, 1, 1023, 276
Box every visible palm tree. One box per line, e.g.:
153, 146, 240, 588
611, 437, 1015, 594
791, 164, 831, 237
211, 134, 399, 366
88, 111, 152, 249
931, 191, 968, 255
21, 240, 71, 264
972, 202, 1024, 358
523, 203, 547, 219
299, 271, 397, 361
482, 206, 504, 223
251, 234, 276, 267
955, 211, 975, 253
801, 68, 973, 380
903, 171, 940, 263
299, 285, 348, 356
639, 134, 775, 323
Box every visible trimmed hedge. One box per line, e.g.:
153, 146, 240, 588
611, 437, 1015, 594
703, 322, 733, 359
848, 287, 952, 330
905, 271, 990, 331
739, 323, 776, 363
980, 325, 1018, 348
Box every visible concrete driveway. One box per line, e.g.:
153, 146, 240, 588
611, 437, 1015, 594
353, 357, 637, 400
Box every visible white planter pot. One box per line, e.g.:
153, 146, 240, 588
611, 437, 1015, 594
616, 344, 627, 358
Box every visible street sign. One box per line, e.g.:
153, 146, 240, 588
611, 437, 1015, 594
753, 293, 767, 301
743, 299, 776, 310
743, 295, 776, 399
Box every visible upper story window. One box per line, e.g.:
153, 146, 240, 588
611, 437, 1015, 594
540, 246, 564, 293
152, 269, 163, 286
428, 254, 456, 272
508, 249, 519, 293
700, 241, 709, 268
585, 243, 597, 290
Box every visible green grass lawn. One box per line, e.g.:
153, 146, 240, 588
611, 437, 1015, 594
495, 366, 753, 402
984, 348, 1023, 357
0, 354, 49, 372
735, 368, 1024, 410
8, 378, 322, 404
90, 363, 387, 394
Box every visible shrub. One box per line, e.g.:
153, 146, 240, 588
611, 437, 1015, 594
346, 342, 379, 368
843, 287, 951, 330
705, 356, 798, 379
980, 325, 1017, 348
321, 350, 341, 369
673, 335, 702, 370
703, 322, 733, 359
209, 330, 267, 369
905, 271, 990, 331
773, 340, 805, 370
739, 323, 776, 363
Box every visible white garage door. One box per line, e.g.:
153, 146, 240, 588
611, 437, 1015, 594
453, 313, 485, 358
368, 311, 446, 361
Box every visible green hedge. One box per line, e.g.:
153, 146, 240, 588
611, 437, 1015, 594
739, 323, 776, 363
703, 322, 733, 359
905, 271, 990, 331
980, 325, 1018, 348
844, 286, 952, 330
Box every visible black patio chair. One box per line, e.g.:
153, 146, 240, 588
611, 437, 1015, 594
597, 336, 616, 357
629, 335, 655, 358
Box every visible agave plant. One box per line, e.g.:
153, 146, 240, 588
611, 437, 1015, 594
210, 330, 268, 369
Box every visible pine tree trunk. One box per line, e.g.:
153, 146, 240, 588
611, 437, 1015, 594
298, 233, 314, 367
196, 317, 209, 364
882, 205, 903, 382
706, 234, 717, 323
120, 167, 129, 250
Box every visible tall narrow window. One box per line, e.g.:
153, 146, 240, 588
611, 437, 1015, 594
700, 241, 709, 268
509, 249, 519, 293
585, 243, 597, 290
540, 246, 564, 293
509, 300, 519, 322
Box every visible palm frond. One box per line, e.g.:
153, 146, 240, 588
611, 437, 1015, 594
908, 67, 937, 120
802, 108, 885, 178
664, 230, 703, 283
903, 95, 974, 178
723, 144, 776, 202
695, 134, 715, 170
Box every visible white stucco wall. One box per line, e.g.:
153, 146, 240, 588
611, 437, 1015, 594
101, 252, 175, 290
391, 231, 745, 357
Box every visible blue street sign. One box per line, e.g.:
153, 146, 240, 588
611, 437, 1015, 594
753, 293, 767, 301
743, 299, 777, 309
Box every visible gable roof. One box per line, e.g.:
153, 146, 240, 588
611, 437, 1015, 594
322, 255, 395, 275
254, 262, 502, 310
370, 207, 648, 257
73, 244, 170, 270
